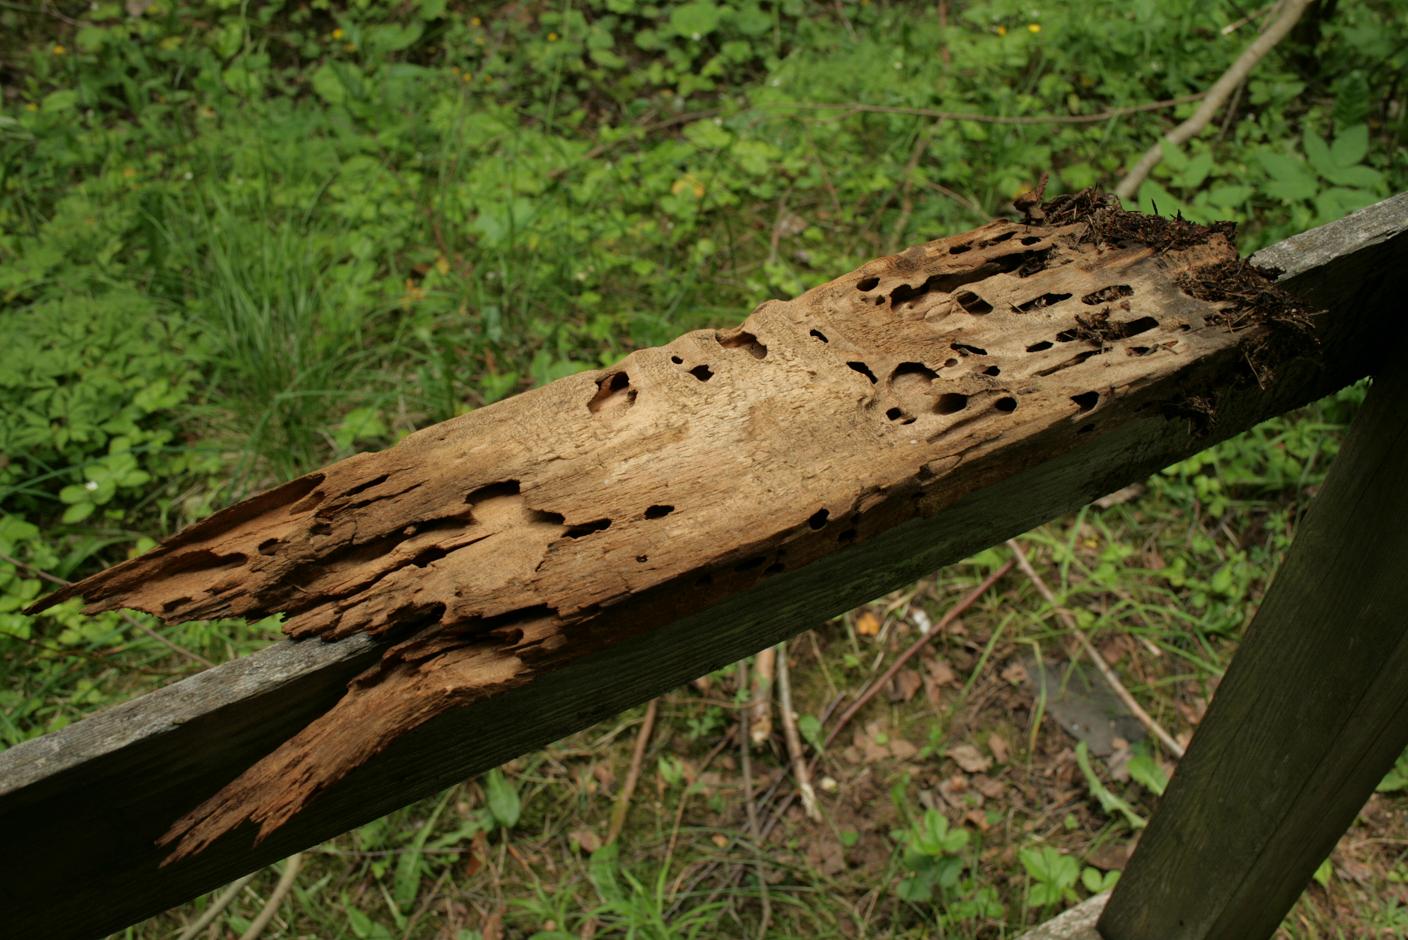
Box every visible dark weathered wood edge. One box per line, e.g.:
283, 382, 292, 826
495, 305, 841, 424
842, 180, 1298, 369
1, 193, 1404, 940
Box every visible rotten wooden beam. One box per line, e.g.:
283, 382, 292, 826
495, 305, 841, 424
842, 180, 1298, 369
2, 192, 1404, 939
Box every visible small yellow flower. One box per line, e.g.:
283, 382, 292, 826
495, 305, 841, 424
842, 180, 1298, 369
995, 25, 1007, 36
1028, 22, 1041, 33
122, 166, 137, 179
461, 72, 472, 82
470, 16, 482, 26
52, 43, 66, 55
25, 102, 38, 111
547, 32, 559, 42
400, 278, 425, 309
435, 257, 451, 275
331, 27, 345, 40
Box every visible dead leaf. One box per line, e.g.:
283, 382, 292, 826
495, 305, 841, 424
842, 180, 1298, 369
949, 744, 993, 773
987, 733, 1009, 765
889, 738, 918, 761
855, 609, 882, 637
570, 828, 602, 854
711, 833, 729, 848
927, 658, 957, 686
1001, 661, 1029, 685
1086, 841, 1133, 871
974, 775, 1006, 800
889, 668, 923, 703
964, 808, 990, 831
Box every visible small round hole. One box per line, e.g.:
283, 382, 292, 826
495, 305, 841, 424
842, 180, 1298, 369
856, 276, 880, 292
995, 397, 1018, 413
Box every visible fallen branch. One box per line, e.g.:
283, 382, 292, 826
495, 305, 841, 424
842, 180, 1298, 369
1114, 0, 1314, 200
1005, 539, 1185, 758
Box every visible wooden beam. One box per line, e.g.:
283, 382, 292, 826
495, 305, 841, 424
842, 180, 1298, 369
1099, 228, 1408, 935
1, 193, 1404, 939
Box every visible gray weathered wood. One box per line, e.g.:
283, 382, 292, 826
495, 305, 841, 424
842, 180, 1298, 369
1018, 894, 1108, 940
1099, 290, 1408, 933
0, 194, 1404, 940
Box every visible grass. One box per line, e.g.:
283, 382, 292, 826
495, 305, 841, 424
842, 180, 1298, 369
2, 0, 1407, 936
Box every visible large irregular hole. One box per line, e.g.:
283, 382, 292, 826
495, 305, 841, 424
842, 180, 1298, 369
466, 480, 521, 503
1016, 292, 1072, 312
1072, 391, 1100, 412
808, 508, 829, 530
689, 364, 714, 382
889, 362, 939, 389
982, 365, 1002, 376
339, 474, 391, 500
954, 290, 993, 315
1082, 284, 1134, 305
951, 342, 988, 357
717, 329, 768, 359
949, 242, 972, 254
847, 361, 878, 383
257, 538, 280, 556
1118, 316, 1160, 338
1020, 235, 1042, 245
1037, 349, 1103, 376
856, 276, 880, 292
1026, 340, 1054, 352
588, 370, 636, 414
643, 504, 674, 519
888, 255, 1028, 308
566, 518, 612, 538
995, 396, 1018, 413
936, 393, 969, 415
810, 329, 829, 343
980, 230, 1015, 246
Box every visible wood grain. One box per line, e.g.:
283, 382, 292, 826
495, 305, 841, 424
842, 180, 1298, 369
1, 192, 1403, 940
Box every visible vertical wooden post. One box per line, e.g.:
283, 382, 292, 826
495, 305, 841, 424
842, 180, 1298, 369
1099, 345, 1408, 939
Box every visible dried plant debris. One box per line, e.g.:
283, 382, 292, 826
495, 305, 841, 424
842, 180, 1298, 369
1017, 186, 1319, 383
30, 191, 1322, 860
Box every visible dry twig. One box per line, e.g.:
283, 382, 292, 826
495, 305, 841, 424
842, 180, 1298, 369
1006, 539, 1186, 758
0, 549, 213, 667
1115, 0, 1314, 200
774, 643, 819, 821
237, 852, 303, 940
749, 646, 777, 747
605, 697, 659, 845
788, 94, 1206, 127
174, 872, 257, 940
736, 659, 771, 938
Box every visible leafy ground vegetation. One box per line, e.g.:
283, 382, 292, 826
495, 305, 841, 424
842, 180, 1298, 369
3, 0, 1407, 937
